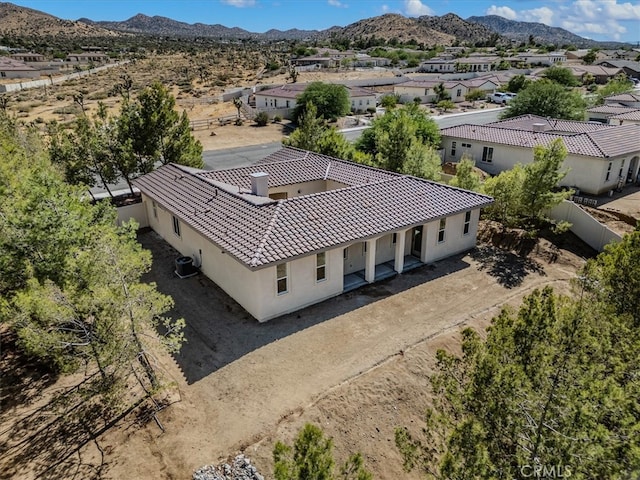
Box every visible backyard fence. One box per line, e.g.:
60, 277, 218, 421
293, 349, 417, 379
549, 200, 621, 252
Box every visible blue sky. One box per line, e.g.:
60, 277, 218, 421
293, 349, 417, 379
12, 0, 640, 43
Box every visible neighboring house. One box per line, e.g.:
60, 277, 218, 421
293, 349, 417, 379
419, 58, 456, 73
65, 52, 109, 64
512, 52, 567, 66
564, 65, 624, 84
586, 104, 640, 123
596, 60, 640, 79
440, 114, 640, 195
133, 147, 493, 322
0, 58, 39, 79
254, 83, 376, 116
603, 93, 640, 108
453, 56, 500, 73
565, 49, 608, 62
394, 80, 468, 103
609, 109, 640, 126
352, 55, 392, 68
293, 56, 339, 69
9, 52, 46, 63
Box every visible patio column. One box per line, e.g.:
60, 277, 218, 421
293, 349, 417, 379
420, 223, 429, 263
394, 230, 407, 273
364, 238, 377, 283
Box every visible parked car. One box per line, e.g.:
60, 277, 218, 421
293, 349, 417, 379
490, 92, 516, 104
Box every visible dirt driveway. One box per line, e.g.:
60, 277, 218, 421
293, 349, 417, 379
78, 228, 588, 480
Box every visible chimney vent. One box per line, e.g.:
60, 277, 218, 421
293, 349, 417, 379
532, 123, 549, 132
250, 172, 269, 197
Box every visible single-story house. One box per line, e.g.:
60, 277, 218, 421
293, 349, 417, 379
609, 109, 640, 126
604, 93, 640, 108
254, 83, 377, 116
511, 52, 567, 67
564, 65, 624, 84
586, 104, 640, 123
440, 114, 640, 195
419, 59, 456, 73
65, 52, 109, 64
394, 80, 469, 103
10, 52, 46, 63
565, 49, 608, 62
596, 60, 640, 80
133, 147, 493, 322
0, 58, 40, 79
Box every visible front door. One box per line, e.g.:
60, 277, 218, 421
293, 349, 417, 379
411, 226, 423, 257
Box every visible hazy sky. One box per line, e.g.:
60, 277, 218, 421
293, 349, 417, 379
12, 0, 640, 43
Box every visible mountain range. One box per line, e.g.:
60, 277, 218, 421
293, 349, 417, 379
0, 2, 629, 49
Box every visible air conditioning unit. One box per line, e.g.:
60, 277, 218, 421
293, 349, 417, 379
175, 256, 198, 278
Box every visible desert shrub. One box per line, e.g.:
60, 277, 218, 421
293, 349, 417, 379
255, 111, 269, 126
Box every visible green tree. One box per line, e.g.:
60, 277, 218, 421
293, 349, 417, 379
481, 165, 526, 226
255, 111, 270, 126
464, 89, 485, 104
436, 99, 456, 112
400, 142, 442, 181
542, 65, 579, 87
118, 81, 203, 172
274, 424, 372, 480
294, 82, 350, 122
505, 74, 530, 93
520, 138, 571, 223
583, 225, 640, 326
283, 101, 326, 152
396, 286, 640, 479
380, 94, 398, 109
433, 82, 450, 103
582, 49, 597, 65
500, 80, 586, 120
449, 155, 481, 191
595, 74, 634, 105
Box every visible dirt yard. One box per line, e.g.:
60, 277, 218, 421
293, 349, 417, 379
0, 224, 592, 480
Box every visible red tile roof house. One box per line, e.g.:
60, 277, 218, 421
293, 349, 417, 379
134, 147, 493, 322
440, 115, 640, 195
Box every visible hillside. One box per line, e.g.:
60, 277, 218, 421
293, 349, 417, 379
329, 13, 455, 47
0, 1, 122, 38
466, 15, 627, 48
417, 13, 507, 46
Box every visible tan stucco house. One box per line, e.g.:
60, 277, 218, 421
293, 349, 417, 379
440, 115, 640, 195
134, 147, 493, 322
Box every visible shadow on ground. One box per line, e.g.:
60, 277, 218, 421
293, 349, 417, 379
139, 230, 470, 384
470, 244, 545, 289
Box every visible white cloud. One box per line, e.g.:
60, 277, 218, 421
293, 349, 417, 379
381, 4, 389, 13
403, 0, 434, 16
486, 5, 517, 20
484, 1, 637, 41
519, 6, 555, 25
328, 0, 347, 7
221, 0, 256, 7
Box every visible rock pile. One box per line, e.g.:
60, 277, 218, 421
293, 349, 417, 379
193, 455, 264, 480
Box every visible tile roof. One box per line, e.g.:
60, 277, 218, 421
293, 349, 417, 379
586, 105, 640, 115
134, 147, 493, 269
441, 119, 640, 158
605, 93, 640, 103
490, 114, 610, 133
0, 58, 36, 71
611, 110, 640, 121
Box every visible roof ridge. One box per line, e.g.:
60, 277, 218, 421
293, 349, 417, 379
251, 200, 285, 267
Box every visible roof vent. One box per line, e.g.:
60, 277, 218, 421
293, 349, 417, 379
532, 123, 550, 132
250, 172, 269, 197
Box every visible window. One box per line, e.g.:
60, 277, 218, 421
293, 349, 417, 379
438, 218, 446, 243
482, 146, 493, 163
172, 215, 181, 237
0, 72, 5, 78
276, 263, 288, 294
316, 253, 326, 282
451, 141, 457, 157
362, 242, 367, 254
286, 100, 290, 108
392, 233, 397, 244
606, 161, 612, 181
343, 248, 348, 260
619, 159, 625, 178
462, 142, 471, 148
456, 88, 462, 97
463, 211, 471, 235
152, 201, 158, 219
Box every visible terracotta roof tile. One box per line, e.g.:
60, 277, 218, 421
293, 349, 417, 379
134, 147, 493, 269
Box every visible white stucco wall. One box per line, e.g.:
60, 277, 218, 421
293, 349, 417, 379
422, 210, 480, 264
441, 136, 640, 195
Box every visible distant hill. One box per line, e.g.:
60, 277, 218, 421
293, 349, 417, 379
81, 13, 322, 41
416, 13, 507, 46
0, 1, 122, 38
324, 13, 456, 47
466, 15, 628, 48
